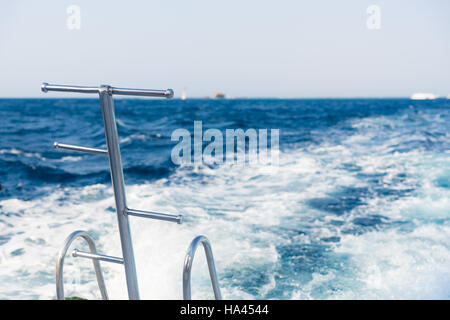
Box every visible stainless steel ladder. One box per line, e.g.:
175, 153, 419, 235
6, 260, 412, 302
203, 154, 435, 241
43, 83, 221, 300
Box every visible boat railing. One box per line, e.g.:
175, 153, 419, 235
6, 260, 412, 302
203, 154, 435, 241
183, 235, 222, 300
56, 230, 112, 300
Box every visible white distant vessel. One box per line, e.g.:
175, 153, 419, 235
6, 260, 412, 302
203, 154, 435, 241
181, 88, 187, 100
410, 93, 438, 100
213, 92, 225, 99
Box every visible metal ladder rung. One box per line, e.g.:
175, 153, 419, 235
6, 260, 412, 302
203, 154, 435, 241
41, 82, 174, 98
72, 249, 124, 264
126, 208, 183, 224
54, 142, 108, 155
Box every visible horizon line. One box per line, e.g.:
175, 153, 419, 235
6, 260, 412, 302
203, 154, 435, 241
0, 96, 448, 100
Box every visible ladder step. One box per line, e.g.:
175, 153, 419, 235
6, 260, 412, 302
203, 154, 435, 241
126, 208, 183, 224
42, 82, 174, 99
72, 249, 124, 264
54, 142, 108, 155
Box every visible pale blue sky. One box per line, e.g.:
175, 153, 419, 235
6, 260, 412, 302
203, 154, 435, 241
0, 0, 449, 98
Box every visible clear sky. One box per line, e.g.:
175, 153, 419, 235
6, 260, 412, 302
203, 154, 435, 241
0, 0, 449, 98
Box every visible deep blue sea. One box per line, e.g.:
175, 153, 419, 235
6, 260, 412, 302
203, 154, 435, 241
0, 98, 449, 299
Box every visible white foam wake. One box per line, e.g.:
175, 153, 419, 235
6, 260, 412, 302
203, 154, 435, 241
0, 111, 449, 299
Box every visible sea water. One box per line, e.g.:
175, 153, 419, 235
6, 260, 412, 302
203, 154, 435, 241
0, 98, 449, 299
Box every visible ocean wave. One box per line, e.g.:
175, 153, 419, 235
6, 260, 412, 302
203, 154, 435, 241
0, 148, 46, 161
0, 98, 449, 299
1, 132, 449, 299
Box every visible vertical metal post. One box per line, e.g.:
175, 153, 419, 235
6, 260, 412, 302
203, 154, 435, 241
99, 85, 140, 300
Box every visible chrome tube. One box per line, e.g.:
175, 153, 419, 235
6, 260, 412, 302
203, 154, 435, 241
41, 83, 98, 94
56, 230, 108, 300
72, 249, 124, 264
54, 142, 108, 155
183, 235, 222, 300
41, 82, 173, 99
99, 85, 140, 300
111, 87, 174, 98
126, 208, 183, 224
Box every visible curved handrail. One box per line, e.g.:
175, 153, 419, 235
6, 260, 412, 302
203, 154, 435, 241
183, 235, 222, 300
56, 230, 108, 300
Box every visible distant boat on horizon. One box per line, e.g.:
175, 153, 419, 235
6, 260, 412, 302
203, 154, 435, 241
410, 93, 438, 100
213, 92, 225, 99
181, 88, 187, 100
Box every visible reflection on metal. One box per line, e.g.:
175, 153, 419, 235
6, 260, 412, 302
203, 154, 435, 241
56, 230, 108, 300
183, 235, 222, 300
98, 85, 139, 299
126, 208, 183, 224
72, 249, 124, 265
41, 83, 173, 98
53, 142, 108, 155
